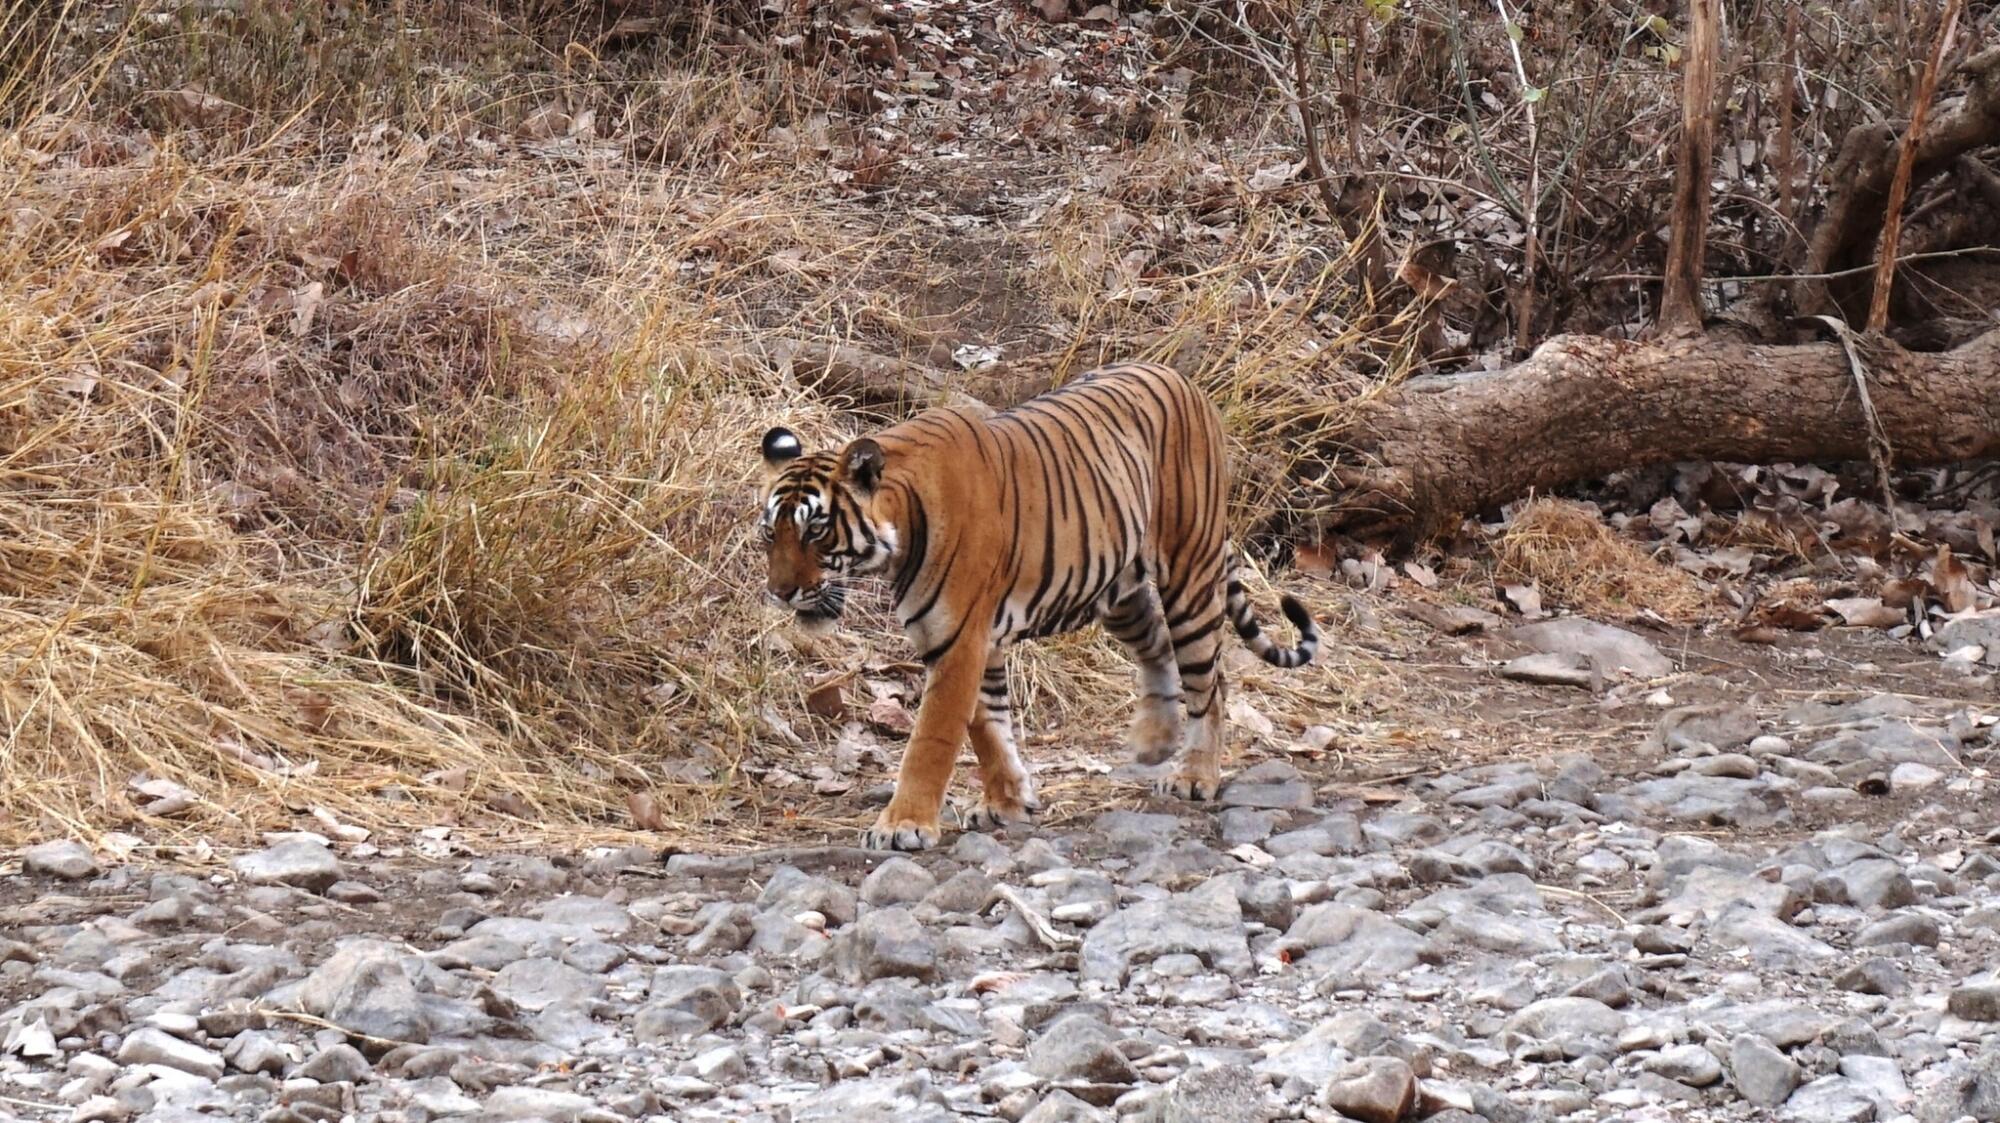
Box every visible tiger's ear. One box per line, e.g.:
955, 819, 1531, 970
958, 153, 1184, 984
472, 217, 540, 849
841, 437, 885, 494
762, 427, 803, 469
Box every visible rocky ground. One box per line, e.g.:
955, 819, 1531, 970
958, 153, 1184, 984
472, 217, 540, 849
5, 615, 2000, 1123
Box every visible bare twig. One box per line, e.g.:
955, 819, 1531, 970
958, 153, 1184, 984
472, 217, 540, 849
985, 884, 1079, 949
1489, 0, 1541, 351
1868, 0, 1964, 332
1809, 314, 1905, 539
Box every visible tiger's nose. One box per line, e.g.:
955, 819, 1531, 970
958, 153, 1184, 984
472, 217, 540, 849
767, 578, 802, 605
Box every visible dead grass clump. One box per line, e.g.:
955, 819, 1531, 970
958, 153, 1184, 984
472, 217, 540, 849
1494, 498, 1714, 623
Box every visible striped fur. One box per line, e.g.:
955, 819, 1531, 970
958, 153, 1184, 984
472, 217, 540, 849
757, 362, 1319, 851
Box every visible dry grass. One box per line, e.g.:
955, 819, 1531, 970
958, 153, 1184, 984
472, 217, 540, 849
0, 1, 1429, 853
1493, 498, 1716, 624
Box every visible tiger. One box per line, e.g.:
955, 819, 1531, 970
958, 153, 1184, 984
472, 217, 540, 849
756, 360, 1320, 851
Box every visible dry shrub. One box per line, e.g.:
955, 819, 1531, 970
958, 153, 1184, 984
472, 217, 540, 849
1494, 499, 1713, 623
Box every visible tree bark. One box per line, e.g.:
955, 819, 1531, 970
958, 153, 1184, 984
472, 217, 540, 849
1281, 326, 2000, 545
1658, 0, 1719, 333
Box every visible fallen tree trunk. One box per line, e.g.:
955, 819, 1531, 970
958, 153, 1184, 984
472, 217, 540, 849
1282, 326, 2000, 546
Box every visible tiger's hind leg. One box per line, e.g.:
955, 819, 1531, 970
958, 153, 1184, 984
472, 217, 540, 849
1154, 556, 1229, 802
962, 649, 1040, 832
1101, 572, 1182, 765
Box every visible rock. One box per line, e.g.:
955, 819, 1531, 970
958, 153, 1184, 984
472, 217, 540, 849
788, 1073, 956, 1123
296, 939, 430, 1044
1217, 761, 1314, 810
115, 1027, 224, 1079
1499, 652, 1594, 688
1889, 761, 1943, 792
860, 857, 937, 907
1659, 867, 1802, 921
1918, 1049, 2000, 1122
687, 903, 757, 956
833, 906, 938, 983
1837, 1055, 1909, 1114
692, 1045, 747, 1084
641, 966, 741, 1038
1080, 876, 1252, 984
1508, 618, 1672, 678
1278, 905, 1433, 983
1028, 1014, 1139, 1085
1852, 911, 1939, 947
1948, 974, 2000, 1021
232, 839, 342, 893
1646, 1044, 1723, 1087
24, 840, 99, 880
1161, 1063, 1265, 1123
1706, 901, 1836, 962
482, 1087, 596, 1121
1817, 859, 1917, 909
1615, 775, 1773, 823
1783, 1075, 1878, 1122
292, 1042, 370, 1084
1219, 808, 1283, 847
1021, 1089, 1113, 1122
1834, 958, 1908, 996
1504, 998, 1627, 1048
221, 1030, 290, 1075
1318, 1056, 1416, 1123
491, 958, 605, 1012
1729, 1034, 1801, 1107
758, 866, 858, 927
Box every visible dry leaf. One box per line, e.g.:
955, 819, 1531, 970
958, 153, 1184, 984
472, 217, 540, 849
627, 792, 665, 831
1403, 561, 1439, 588
487, 790, 533, 818
970, 971, 1028, 995
309, 806, 370, 844
1227, 696, 1275, 738
290, 282, 324, 338
1501, 584, 1545, 618
1294, 542, 1335, 578
423, 767, 470, 792
1825, 597, 1905, 629
1932, 545, 1977, 614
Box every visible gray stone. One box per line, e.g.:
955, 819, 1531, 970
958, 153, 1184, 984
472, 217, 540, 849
1615, 775, 1773, 823
1817, 859, 1917, 909
1021, 1089, 1113, 1123
1659, 866, 1803, 921
1783, 1075, 1878, 1122
1852, 911, 1939, 948
1834, 958, 1909, 996
687, 903, 757, 956
1948, 975, 2000, 1021
482, 1087, 596, 1122
758, 866, 858, 926
1646, 1043, 1723, 1087
1837, 1055, 1909, 1114
492, 957, 605, 1012
24, 840, 99, 880
1730, 1034, 1801, 1107
116, 1027, 224, 1079
1504, 998, 1628, 1046
221, 1030, 290, 1075
296, 940, 430, 1045
691, 1045, 747, 1084
1161, 1063, 1266, 1123
1219, 808, 1283, 847
642, 966, 741, 1037
295, 1042, 371, 1083
1217, 760, 1314, 810
1499, 652, 1594, 688
1028, 1014, 1139, 1085
1279, 905, 1434, 983
232, 839, 341, 893
1318, 1056, 1416, 1123
1918, 1049, 2000, 1122
1707, 901, 1836, 962
1081, 876, 1251, 984
788, 1073, 956, 1123
860, 857, 937, 907
833, 906, 938, 983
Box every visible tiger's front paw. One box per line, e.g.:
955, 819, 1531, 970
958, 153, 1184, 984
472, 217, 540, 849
863, 809, 942, 851
1155, 767, 1222, 802
963, 790, 1040, 833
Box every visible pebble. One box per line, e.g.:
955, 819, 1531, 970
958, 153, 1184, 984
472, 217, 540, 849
24, 840, 100, 880
231, 839, 342, 893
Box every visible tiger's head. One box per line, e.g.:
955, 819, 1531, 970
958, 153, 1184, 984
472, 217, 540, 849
756, 427, 900, 632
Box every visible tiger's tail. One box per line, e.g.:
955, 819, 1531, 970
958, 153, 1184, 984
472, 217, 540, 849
1225, 546, 1319, 669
